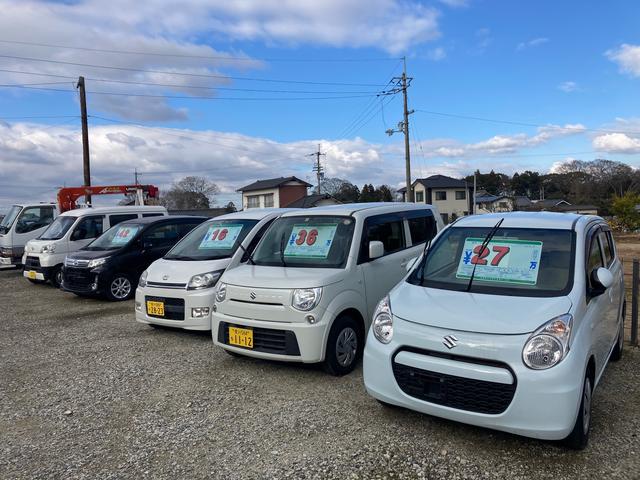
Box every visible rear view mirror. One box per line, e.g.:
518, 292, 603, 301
369, 240, 384, 260
591, 267, 613, 295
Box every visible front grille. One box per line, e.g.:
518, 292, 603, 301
147, 281, 187, 289
145, 296, 185, 320
392, 351, 516, 415
218, 321, 300, 356
24, 256, 41, 269
62, 266, 94, 292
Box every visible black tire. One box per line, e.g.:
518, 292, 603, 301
563, 373, 592, 450
610, 301, 625, 362
323, 315, 362, 376
49, 266, 62, 288
105, 273, 134, 301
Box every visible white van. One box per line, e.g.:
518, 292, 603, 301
0, 203, 58, 267
211, 203, 443, 375
135, 209, 294, 331
22, 206, 167, 286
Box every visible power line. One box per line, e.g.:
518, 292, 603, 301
0, 38, 401, 63
0, 54, 388, 86
416, 109, 640, 135
0, 114, 79, 120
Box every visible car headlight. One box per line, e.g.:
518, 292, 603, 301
292, 288, 322, 311
215, 282, 227, 302
372, 295, 393, 344
522, 314, 573, 370
139, 270, 148, 288
87, 257, 108, 268
188, 270, 224, 290
40, 244, 56, 253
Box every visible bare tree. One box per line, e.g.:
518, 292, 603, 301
161, 176, 220, 210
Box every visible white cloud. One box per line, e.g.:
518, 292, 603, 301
606, 44, 640, 77
593, 133, 640, 154
427, 47, 447, 61
475, 28, 492, 51
516, 37, 549, 51
557, 81, 578, 93
437, 0, 470, 7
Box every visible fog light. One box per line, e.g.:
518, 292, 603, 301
135, 301, 142, 311
90, 282, 98, 291
192, 307, 210, 318
306, 315, 317, 324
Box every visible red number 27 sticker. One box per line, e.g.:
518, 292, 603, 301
471, 245, 511, 266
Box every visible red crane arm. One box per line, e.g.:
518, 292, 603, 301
57, 185, 159, 212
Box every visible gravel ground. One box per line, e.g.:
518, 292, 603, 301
1, 267, 639, 479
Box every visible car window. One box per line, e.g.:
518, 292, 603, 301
407, 214, 437, 245
109, 214, 138, 227
142, 223, 182, 247
241, 218, 274, 263
71, 216, 104, 241
39, 216, 77, 240
598, 231, 613, 267
606, 231, 616, 262
362, 216, 406, 260
142, 213, 164, 218
15, 206, 55, 234
587, 234, 604, 289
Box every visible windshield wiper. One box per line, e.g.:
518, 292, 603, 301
279, 233, 287, 267
237, 243, 255, 265
465, 217, 505, 292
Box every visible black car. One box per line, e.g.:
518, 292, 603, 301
61, 216, 207, 301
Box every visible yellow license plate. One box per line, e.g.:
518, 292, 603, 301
27, 271, 37, 279
146, 300, 165, 316
229, 326, 253, 348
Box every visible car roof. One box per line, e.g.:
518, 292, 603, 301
278, 202, 437, 218
212, 208, 299, 221
59, 206, 167, 217
450, 211, 603, 230
118, 215, 207, 226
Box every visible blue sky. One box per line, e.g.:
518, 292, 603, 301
0, 0, 639, 209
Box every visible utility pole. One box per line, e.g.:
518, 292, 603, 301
309, 144, 326, 194
385, 57, 414, 202
76, 76, 91, 205
134, 168, 139, 185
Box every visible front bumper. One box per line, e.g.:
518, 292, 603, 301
211, 310, 330, 363
60, 266, 101, 294
363, 317, 584, 441
1, 247, 23, 266
135, 285, 214, 331
22, 256, 56, 282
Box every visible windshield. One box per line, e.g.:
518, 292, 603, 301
85, 223, 143, 251
408, 226, 575, 297
39, 216, 78, 240
0, 206, 22, 233
164, 219, 259, 261
252, 215, 355, 269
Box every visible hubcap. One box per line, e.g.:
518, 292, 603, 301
582, 377, 592, 433
336, 327, 358, 367
111, 277, 131, 299
55, 270, 62, 285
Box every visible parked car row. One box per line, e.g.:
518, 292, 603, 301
18, 203, 625, 450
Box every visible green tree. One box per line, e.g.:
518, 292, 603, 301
359, 184, 378, 202
375, 185, 394, 202
611, 192, 640, 231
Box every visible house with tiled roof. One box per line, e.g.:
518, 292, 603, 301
237, 176, 312, 209
399, 175, 474, 223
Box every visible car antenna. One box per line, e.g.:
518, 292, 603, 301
466, 217, 505, 292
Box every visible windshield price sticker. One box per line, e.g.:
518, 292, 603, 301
199, 224, 244, 249
284, 224, 338, 258
112, 226, 140, 245
456, 237, 543, 285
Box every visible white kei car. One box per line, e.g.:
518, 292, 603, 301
363, 212, 625, 449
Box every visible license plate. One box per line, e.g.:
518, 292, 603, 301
26, 270, 37, 279
146, 300, 165, 316
228, 326, 253, 348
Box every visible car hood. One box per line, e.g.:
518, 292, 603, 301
146, 257, 231, 283
24, 239, 64, 253
222, 264, 345, 289
390, 282, 573, 335
68, 249, 117, 260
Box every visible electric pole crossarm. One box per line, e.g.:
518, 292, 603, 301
308, 144, 326, 194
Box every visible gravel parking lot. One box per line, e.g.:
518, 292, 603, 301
1, 267, 639, 479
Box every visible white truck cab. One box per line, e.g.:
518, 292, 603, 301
211, 202, 444, 375
0, 203, 58, 267
22, 206, 167, 286
135, 209, 294, 331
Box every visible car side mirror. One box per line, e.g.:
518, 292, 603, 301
591, 267, 613, 295
369, 240, 384, 260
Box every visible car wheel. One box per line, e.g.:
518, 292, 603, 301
610, 302, 625, 362
323, 315, 362, 376
49, 266, 62, 288
106, 274, 133, 301
563, 374, 592, 450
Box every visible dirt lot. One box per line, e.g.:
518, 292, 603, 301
1, 267, 640, 479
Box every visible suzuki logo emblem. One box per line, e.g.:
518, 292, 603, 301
162, 275, 169, 281
250, 292, 257, 300
443, 335, 458, 349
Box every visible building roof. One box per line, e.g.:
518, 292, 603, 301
416, 174, 468, 189
475, 194, 509, 204
285, 193, 340, 208
514, 196, 532, 207
237, 176, 312, 192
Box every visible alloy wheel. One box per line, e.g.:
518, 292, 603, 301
111, 277, 131, 300
335, 327, 358, 367
582, 377, 592, 434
